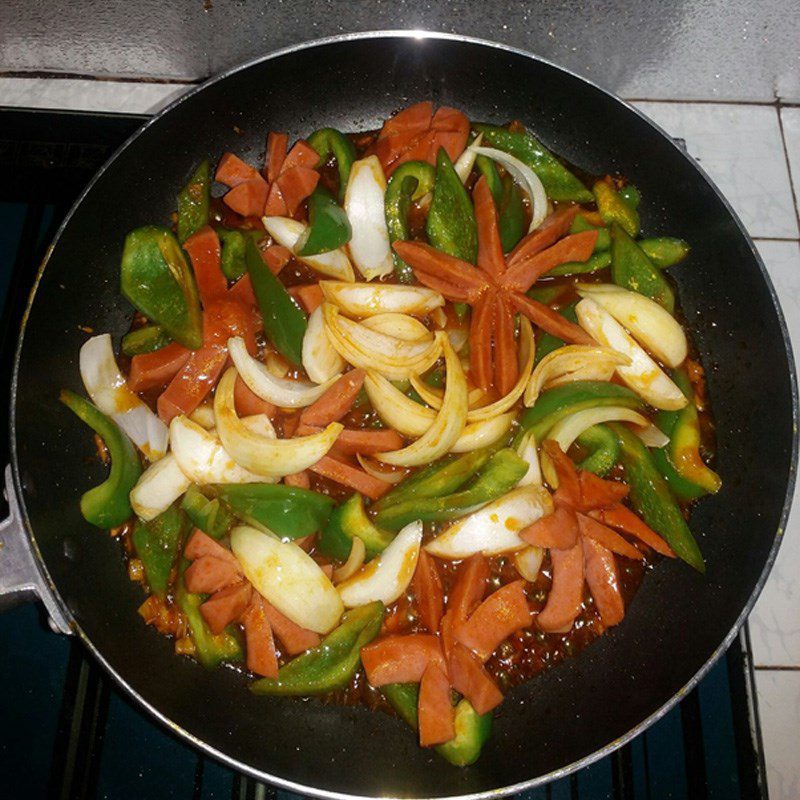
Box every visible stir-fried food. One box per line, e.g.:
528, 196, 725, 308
62, 101, 718, 765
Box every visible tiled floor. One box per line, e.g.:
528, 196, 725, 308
2, 78, 800, 798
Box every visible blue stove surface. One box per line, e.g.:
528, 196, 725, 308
0, 109, 767, 800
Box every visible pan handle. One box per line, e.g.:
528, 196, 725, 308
0, 465, 73, 635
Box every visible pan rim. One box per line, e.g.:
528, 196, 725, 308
9, 29, 799, 799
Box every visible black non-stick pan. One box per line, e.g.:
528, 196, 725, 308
1, 32, 796, 798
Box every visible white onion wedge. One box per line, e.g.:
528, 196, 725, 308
324, 303, 441, 380
320, 281, 443, 317
450, 413, 515, 453
576, 298, 687, 410
129, 454, 191, 521
79, 334, 168, 460
337, 520, 422, 607
214, 368, 342, 477
426, 486, 553, 559
231, 525, 343, 633
333, 536, 366, 583
454, 132, 483, 182
170, 415, 277, 485
364, 371, 436, 437
408, 375, 486, 411
361, 313, 433, 342
471, 145, 548, 230
344, 156, 393, 280
636, 423, 670, 449
302, 306, 346, 384
516, 429, 543, 487
577, 284, 688, 367
188, 403, 215, 430
514, 546, 545, 582
356, 454, 407, 485
262, 216, 355, 281
524, 344, 631, 407
229, 336, 338, 408
547, 406, 651, 454
375, 334, 467, 466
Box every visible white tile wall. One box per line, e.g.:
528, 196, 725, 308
781, 108, 800, 215
755, 670, 800, 799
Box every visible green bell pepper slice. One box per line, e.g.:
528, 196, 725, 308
609, 423, 705, 572
307, 127, 357, 202
385, 160, 437, 283
296, 188, 351, 256
318, 493, 395, 562
251, 601, 384, 695
60, 389, 142, 529
520, 380, 646, 442
217, 227, 264, 281
472, 123, 593, 203
177, 160, 211, 244
245, 236, 307, 365
532, 304, 578, 366
427, 148, 478, 264
548, 250, 612, 277
610, 223, 675, 313
382, 683, 492, 766
175, 560, 243, 668
210, 483, 334, 540
639, 237, 691, 269
593, 180, 640, 238
527, 284, 570, 307
569, 214, 611, 251
181, 484, 237, 539
121, 324, 173, 356
576, 424, 619, 477
653, 369, 721, 500
476, 156, 525, 253
618, 184, 641, 209
121, 226, 204, 350
374, 449, 527, 532
132, 504, 190, 596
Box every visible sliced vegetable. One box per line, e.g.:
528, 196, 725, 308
231, 524, 343, 633
302, 305, 346, 384
361, 312, 432, 341
177, 160, 211, 243
593, 179, 640, 237
513, 546, 544, 582
60, 389, 142, 528
121, 325, 172, 357
181, 484, 236, 539
575, 424, 619, 476
120, 226, 203, 349
450, 413, 515, 453
453, 131, 482, 182
548, 250, 612, 277
639, 237, 691, 268
515, 429, 543, 487
131, 504, 190, 596
130, 453, 191, 522
610, 223, 674, 312
320, 281, 444, 318
318, 493, 395, 561
307, 127, 356, 201
296, 188, 352, 256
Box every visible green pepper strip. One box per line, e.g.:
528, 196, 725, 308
427, 147, 478, 264
520, 380, 646, 442
472, 123, 593, 203
548, 250, 612, 277
296, 188, 352, 256
60, 390, 142, 528
610, 223, 675, 313
569, 214, 611, 251
175, 560, 243, 668
639, 237, 691, 269
246, 236, 307, 365
209, 483, 334, 540
181, 484, 237, 539
374, 448, 527, 532
319, 493, 395, 561
476, 156, 525, 253
593, 180, 640, 238
653, 369, 721, 500
121, 226, 204, 350
384, 160, 436, 283
532, 303, 578, 366
618, 184, 641, 210
307, 127, 357, 202
218, 228, 264, 281
371, 448, 495, 513
576, 424, 619, 476
132, 504, 190, 596
121, 324, 173, 356
382, 683, 492, 767
527, 284, 570, 307
251, 602, 384, 695
609, 423, 705, 572
177, 160, 211, 244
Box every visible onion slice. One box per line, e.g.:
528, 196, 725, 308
516, 429, 543, 487
320, 281, 444, 317
450, 413, 515, 453
356, 454, 407, 485
454, 132, 483, 182
471, 145, 548, 230
374, 334, 467, 466
263, 216, 355, 281
426, 485, 553, 559
231, 525, 343, 633
302, 305, 346, 385
408, 376, 486, 410
337, 520, 422, 607
344, 156, 393, 281
576, 298, 687, 410
577, 283, 688, 367
513, 546, 545, 582
129, 453, 191, 521
364, 371, 436, 437
524, 344, 631, 407
361, 313, 432, 342
188, 403, 215, 430
214, 367, 342, 477
333, 536, 367, 583
79, 334, 168, 460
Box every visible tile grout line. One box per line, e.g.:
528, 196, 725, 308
754, 665, 800, 672
776, 107, 800, 235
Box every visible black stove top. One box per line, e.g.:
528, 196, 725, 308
0, 108, 768, 800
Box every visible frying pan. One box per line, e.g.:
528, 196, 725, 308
0, 31, 796, 798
